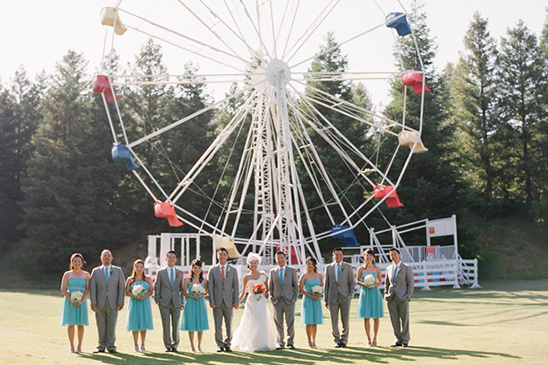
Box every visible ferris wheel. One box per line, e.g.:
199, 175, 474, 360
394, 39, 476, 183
95, 0, 429, 265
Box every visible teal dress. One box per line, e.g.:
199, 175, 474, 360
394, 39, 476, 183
180, 283, 210, 332
60, 277, 89, 326
301, 279, 323, 325
357, 272, 384, 319
126, 281, 154, 331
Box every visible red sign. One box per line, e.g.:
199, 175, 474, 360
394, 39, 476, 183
429, 227, 435, 235
425, 246, 435, 253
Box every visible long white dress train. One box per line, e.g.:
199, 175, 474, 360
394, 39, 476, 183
232, 275, 277, 351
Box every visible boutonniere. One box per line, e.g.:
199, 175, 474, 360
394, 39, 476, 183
226, 267, 230, 274
176, 273, 181, 277
110, 269, 113, 275
398, 267, 402, 273
341, 265, 344, 271
284, 270, 288, 276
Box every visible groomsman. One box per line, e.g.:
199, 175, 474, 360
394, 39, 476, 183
90, 249, 125, 353
384, 247, 414, 347
154, 250, 185, 352
208, 248, 239, 352
268, 251, 299, 349
324, 247, 355, 348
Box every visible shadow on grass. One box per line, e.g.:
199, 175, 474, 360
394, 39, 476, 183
76, 345, 520, 364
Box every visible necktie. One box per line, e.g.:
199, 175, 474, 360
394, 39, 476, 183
104, 267, 109, 285
393, 265, 398, 281
336, 263, 341, 282
280, 268, 284, 286
170, 268, 174, 287
222, 266, 225, 284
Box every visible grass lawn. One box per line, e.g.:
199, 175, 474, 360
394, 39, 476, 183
1, 280, 547, 364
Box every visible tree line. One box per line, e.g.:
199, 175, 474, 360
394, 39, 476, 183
1, 3, 546, 274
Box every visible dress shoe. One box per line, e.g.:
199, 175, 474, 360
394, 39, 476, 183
287, 344, 296, 349
391, 342, 402, 347
165, 348, 172, 352
402, 343, 409, 347
93, 348, 105, 353
225, 347, 232, 352
276, 344, 284, 350
216, 347, 224, 352
108, 349, 117, 353
335, 343, 342, 348
172, 348, 178, 353
341, 344, 347, 348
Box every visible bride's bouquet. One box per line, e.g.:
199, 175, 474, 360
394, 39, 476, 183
252, 282, 266, 300
190, 283, 205, 295
363, 274, 376, 288
311, 285, 323, 296
132, 284, 146, 297
70, 291, 83, 303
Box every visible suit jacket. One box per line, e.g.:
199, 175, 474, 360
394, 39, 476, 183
324, 261, 355, 304
268, 265, 299, 305
90, 265, 125, 310
384, 262, 414, 302
208, 264, 239, 307
154, 266, 185, 308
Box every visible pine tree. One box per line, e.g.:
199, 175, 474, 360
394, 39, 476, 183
20, 51, 135, 271
449, 13, 498, 203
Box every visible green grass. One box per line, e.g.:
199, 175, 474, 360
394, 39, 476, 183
1, 280, 547, 364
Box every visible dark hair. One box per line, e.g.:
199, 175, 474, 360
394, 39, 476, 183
275, 251, 286, 257
128, 259, 148, 285
167, 250, 178, 258
190, 259, 204, 283
364, 248, 376, 264
69, 253, 86, 270
305, 256, 317, 272
332, 247, 344, 254
389, 247, 400, 254
217, 247, 229, 255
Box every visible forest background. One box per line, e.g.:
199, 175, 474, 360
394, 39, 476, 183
1, 2, 547, 287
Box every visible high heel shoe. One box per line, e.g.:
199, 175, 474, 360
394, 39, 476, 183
372, 339, 377, 347
367, 340, 372, 347
140, 345, 146, 352
134, 346, 139, 352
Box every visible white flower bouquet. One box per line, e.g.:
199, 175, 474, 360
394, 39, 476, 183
70, 291, 83, 302
190, 283, 205, 295
132, 284, 146, 297
311, 285, 323, 295
363, 274, 376, 288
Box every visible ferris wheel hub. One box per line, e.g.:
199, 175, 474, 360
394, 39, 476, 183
266, 59, 291, 86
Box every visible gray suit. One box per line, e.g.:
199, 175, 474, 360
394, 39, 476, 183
268, 265, 299, 347
154, 266, 185, 350
324, 261, 354, 345
89, 265, 125, 351
208, 264, 239, 349
384, 262, 414, 345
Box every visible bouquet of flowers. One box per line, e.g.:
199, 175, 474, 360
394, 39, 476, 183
252, 282, 266, 300
363, 274, 376, 288
190, 283, 205, 295
132, 284, 146, 297
70, 291, 83, 303
311, 285, 323, 295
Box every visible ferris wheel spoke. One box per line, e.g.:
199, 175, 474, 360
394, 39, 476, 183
119, 8, 250, 71
284, 0, 339, 65
237, 0, 273, 60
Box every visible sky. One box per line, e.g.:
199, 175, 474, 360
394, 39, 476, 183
0, 0, 546, 106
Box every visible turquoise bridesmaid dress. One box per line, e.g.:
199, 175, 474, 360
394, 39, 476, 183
357, 272, 384, 319
126, 281, 154, 331
301, 279, 323, 325
60, 277, 89, 326
180, 283, 210, 332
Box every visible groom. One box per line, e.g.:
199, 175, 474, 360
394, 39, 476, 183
268, 251, 299, 349
384, 247, 414, 347
154, 250, 185, 352
89, 249, 125, 353
324, 247, 355, 348
209, 248, 239, 352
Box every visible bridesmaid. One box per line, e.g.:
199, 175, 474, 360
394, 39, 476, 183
60, 253, 90, 353
180, 259, 209, 353
356, 248, 384, 347
125, 259, 154, 352
299, 256, 323, 349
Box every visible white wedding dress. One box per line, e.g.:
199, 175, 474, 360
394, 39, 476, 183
231, 275, 277, 351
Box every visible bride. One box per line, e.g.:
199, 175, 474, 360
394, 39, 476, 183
232, 253, 277, 352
